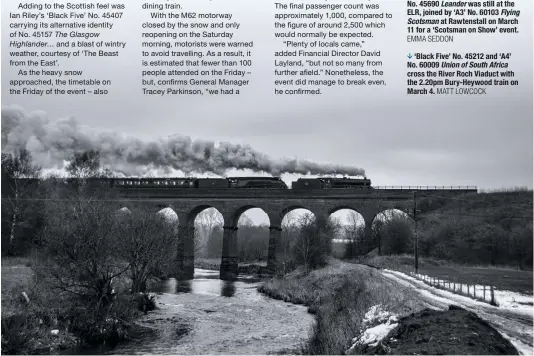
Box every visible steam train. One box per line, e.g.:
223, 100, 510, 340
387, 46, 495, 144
111, 177, 289, 189
111, 176, 371, 189
291, 177, 372, 190
14, 176, 372, 190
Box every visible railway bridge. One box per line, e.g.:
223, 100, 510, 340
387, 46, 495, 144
108, 183, 478, 280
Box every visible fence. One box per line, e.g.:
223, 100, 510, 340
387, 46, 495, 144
372, 186, 478, 190
395, 265, 497, 306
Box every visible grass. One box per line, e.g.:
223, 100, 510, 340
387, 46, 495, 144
1, 256, 157, 354
194, 258, 220, 271
195, 258, 268, 275
353, 254, 533, 295
258, 259, 428, 355
2, 257, 34, 318
1, 256, 80, 354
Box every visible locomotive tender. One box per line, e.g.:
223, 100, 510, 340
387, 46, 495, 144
291, 177, 372, 190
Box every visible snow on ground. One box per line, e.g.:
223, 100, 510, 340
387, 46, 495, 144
498, 330, 534, 356
415, 273, 493, 300
412, 272, 533, 310
346, 305, 399, 354
382, 269, 534, 356
387, 270, 534, 317
494, 289, 534, 313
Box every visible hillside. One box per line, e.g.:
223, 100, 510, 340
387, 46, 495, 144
415, 189, 533, 269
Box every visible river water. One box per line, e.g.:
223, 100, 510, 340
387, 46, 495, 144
80, 269, 314, 354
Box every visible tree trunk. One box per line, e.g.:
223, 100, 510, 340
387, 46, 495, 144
9, 190, 19, 247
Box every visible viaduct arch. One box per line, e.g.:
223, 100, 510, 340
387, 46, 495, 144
110, 188, 461, 280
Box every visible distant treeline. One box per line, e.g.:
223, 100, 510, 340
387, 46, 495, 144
3, 149, 532, 271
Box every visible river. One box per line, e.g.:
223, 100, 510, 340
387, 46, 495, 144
77, 269, 314, 354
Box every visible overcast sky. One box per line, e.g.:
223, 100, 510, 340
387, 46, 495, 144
2, 0, 533, 210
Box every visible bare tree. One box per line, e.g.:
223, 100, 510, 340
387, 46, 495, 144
292, 214, 313, 273
1, 149, 41, 251
116, 208, 178, 293
198, 208, 224, 258
276, 211, 300, 274
38, 198, 128, 314
66, 150, 101, 179
196, 208, 223, 237
343, 211, 365, 258
373, 210, 413, 255
292, 213, 330, 273
237, 216, 269, 262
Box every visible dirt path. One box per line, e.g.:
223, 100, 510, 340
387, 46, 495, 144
382, 270, 533, 355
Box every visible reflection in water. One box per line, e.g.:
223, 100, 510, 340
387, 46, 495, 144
153, 269, 242, 297
70, 269, 314, 355
221, 281, 236, 297
176, 280, 192, 294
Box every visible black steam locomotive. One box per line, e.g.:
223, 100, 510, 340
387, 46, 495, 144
291, 177, 372, 190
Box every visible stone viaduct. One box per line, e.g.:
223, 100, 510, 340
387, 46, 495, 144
107, 184, 478, 280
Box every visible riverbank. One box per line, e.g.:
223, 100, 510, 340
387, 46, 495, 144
257, 260, 523, 355
76, 269, 314, 354
258, 260, 429, 354
194, 258, 269, 275
1, 257, 156, 354
1, 257, 80, 354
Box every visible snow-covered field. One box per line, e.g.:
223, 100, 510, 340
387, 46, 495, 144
409, 271, 533, 313
382, 269, 534, 356
494, 289, 534, 314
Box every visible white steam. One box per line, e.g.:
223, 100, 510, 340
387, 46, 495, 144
1, 106, 366, 177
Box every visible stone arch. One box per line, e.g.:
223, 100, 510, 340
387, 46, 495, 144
114, 206, 132, 225
232, 206, 271, 266
192, 206, 225, 258
187, 204, 226, 227
328, 205, 365, 217
371, 208, 415, 256
372, 208, 414, 225
157, 207, 179, 224
116, 206, 131, 214
328, 207, 366, 259
328, 206, 367, 231
279, 205, 318, 227
328, 208, 366, 237
172, 205, 225, 281
231, 205, 271, 227
372, 203, 413, 222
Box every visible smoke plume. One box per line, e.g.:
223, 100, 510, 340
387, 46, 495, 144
1, 106, 366, 177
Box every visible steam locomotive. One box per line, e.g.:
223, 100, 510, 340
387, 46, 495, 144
111, 176, 371, 189
15, 176, 372, 190
291, 177, 372, 190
